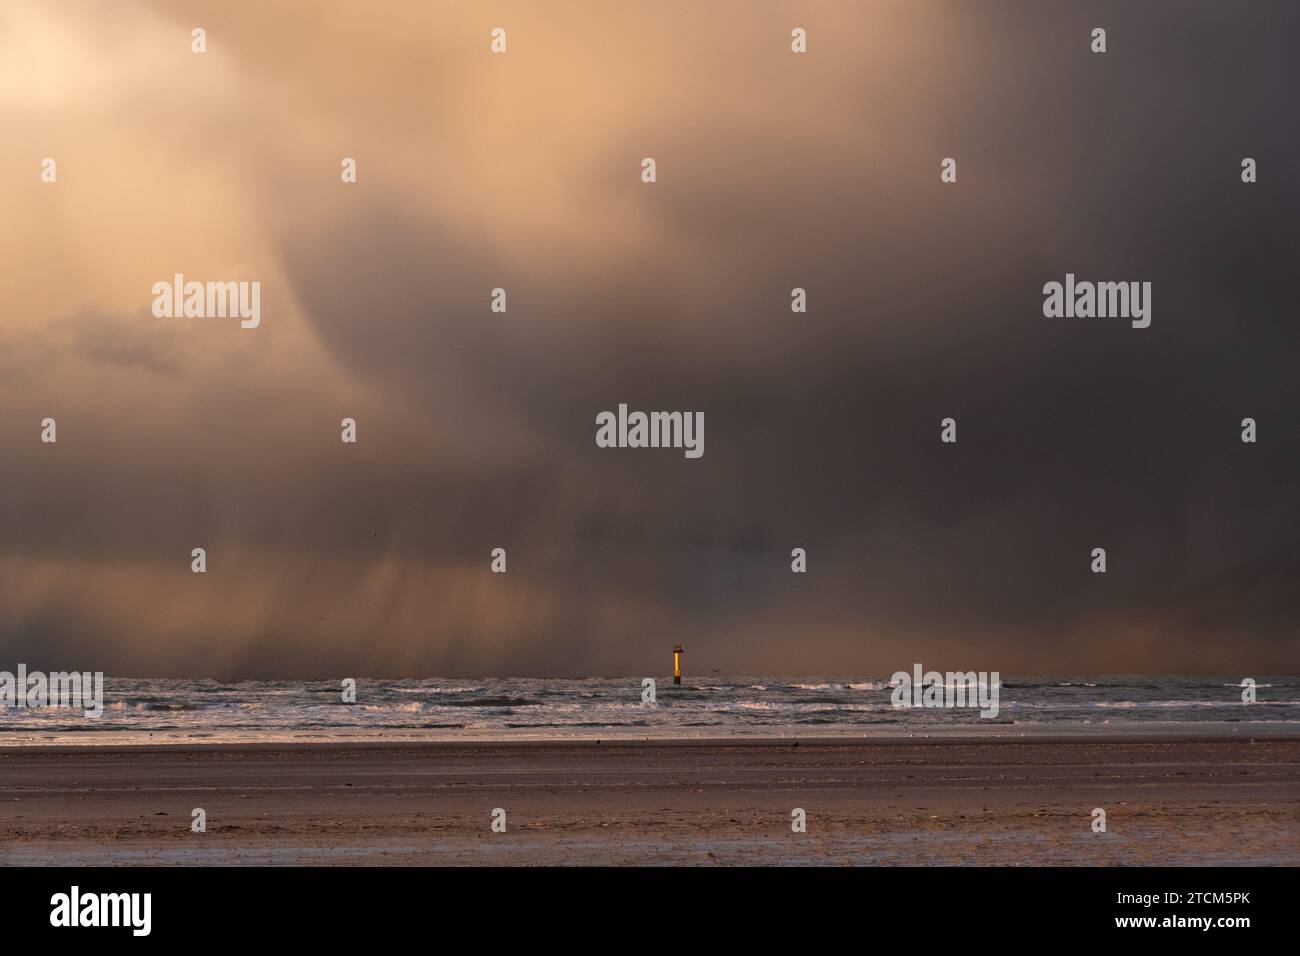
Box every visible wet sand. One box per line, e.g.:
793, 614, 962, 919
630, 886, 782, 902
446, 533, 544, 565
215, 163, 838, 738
1, 736, 1296, 865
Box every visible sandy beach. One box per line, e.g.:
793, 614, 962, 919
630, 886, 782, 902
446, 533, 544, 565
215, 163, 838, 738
1, 734, 1296, 866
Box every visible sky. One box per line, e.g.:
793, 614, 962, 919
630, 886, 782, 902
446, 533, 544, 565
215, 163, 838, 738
1, 1, 1296, 678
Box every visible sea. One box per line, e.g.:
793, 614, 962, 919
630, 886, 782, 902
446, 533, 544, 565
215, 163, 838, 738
2, 675, 1298, 745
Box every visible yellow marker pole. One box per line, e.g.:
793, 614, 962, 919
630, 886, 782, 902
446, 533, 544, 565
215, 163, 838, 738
673, 644, 683, 685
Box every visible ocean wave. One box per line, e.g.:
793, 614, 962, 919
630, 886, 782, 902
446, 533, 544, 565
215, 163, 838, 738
6, 677, 1298, 738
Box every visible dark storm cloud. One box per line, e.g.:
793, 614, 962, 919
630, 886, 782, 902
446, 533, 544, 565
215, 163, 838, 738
2, 1, 1296, 676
